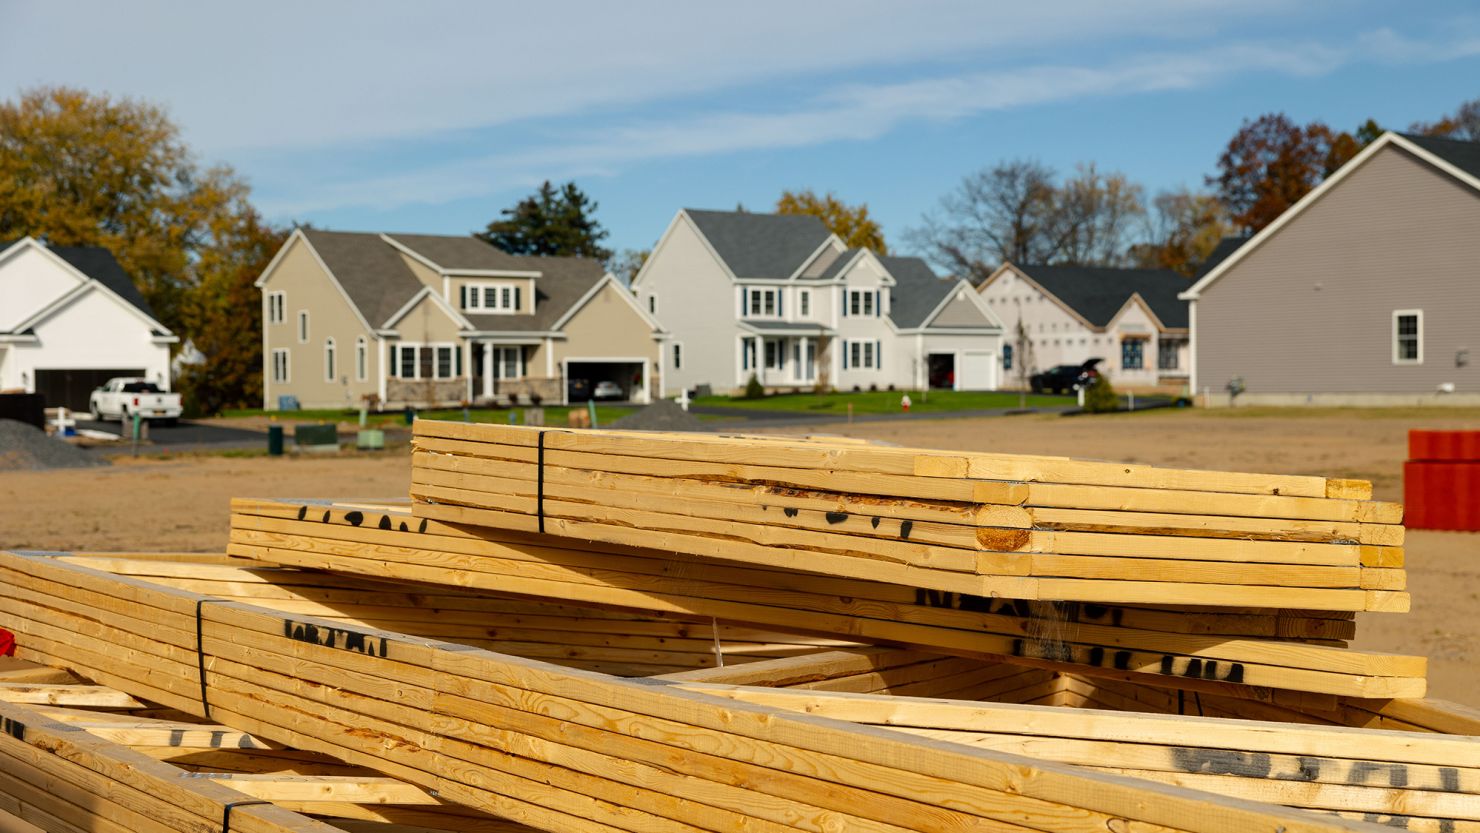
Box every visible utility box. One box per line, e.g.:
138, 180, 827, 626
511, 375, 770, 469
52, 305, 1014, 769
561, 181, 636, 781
294, 423, 339, 453
356, 429, 385, 451
1405, 430, 1480, 530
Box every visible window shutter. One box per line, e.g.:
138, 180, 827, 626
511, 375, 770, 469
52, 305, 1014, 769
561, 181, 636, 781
460, 286, 468, 309
456, 345, 463, 376
874, 290, 881, 317
514, 287, 522, 312
842, 291, 848, 317
389, 345, 397, 377
842, 340, 849, 369
875, 340, 882, 370
777, 291, 784, 317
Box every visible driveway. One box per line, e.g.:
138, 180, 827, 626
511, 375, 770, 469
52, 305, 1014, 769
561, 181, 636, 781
74, 418, 266, 453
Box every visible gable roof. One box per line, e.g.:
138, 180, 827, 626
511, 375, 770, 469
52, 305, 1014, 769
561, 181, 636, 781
1182, 131, 1480, 300
462, 254, 607, 333
1401, 132, 1480, 179
684, 209, 833, 280
884, 256, 966, 329
1012, 264, 1190, 330
300, 229, 427, 329
48, 246, 158, 320
381, 233, 530, 273
814, 247, 864, 281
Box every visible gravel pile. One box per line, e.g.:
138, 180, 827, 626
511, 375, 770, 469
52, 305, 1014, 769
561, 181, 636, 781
0, 419, 109, 471
608, 399, 706, 432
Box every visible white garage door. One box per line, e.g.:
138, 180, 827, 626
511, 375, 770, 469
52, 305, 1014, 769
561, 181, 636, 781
959, 351, 995, 391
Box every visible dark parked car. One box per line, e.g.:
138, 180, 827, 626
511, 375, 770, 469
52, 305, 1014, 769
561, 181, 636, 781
1030, 358, 1102, 394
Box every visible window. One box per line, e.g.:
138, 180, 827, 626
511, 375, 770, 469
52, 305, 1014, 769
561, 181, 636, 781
846, 290, 878, 317
799, 290, 810, 317
741, 337, 757, 371
492, 346, 522, 379
356, 337, 368, 381
271, 349, 290, 383
672, 342, 683, 369
1393, 310, 1423, 364
297, 310, 309, 343
844, 340, 879, 370
1157, 338, 1179, 371
392, 344, 460, 380
764, 339, 783, 370
1121, 338, 1145, 370
744, 288, 779, 317
267, 292, 286, 324
463, 283, 522, 313
649, 294, 658, 315
324, 338, 336, 382
1003, 344, 1013, 370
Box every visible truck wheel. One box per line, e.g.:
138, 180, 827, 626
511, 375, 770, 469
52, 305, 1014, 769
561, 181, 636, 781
89, 404, 101, 421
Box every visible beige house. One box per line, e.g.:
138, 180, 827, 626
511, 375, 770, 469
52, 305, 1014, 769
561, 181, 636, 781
977, 263, 1191, 391
256, 230, 665, 410
1182, 131, 1480, 406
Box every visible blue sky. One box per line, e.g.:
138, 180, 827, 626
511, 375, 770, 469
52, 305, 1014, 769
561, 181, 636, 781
3, 1, 1479, 257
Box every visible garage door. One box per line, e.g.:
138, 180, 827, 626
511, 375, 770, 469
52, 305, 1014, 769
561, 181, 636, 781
34, 368, 145, 411
565, 360, 647, 404
958, 352, 995, 391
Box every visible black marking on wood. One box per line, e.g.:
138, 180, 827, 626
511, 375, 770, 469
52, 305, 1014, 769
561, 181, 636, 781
321, 510, 331, 523
1088, 647, 1104, 667
296, 505, 307, 520
1160, 655, 1174, 675
378, 515, 392, 530
1011, 638, 1024, 657
1, 718, 24, 741
169, 728, 186, 747
1182, 658, 1202, 678
1441, 767, 1460, 792
284, 619, 388, 658
1201, 660, 1218, 680
1361, 813, 1414, 830
418, 519, 428, 533
211, 730, 226, 748
870, 516, 881, 529
824, 512, 848, 525
345, 511, 364, 527
1225, 663, 1245, 683
1112, 650, 1131, 670
1274, 756, 1321, 782
782, 507, 798, 518
1172, 747, 1272, 778
399, 521, 408, 532
900, 520, 913, 539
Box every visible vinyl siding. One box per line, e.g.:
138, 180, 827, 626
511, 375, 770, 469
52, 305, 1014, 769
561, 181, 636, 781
931, 290, 993, 327
1196, 145, 1480, 395
634, 216, 743, 394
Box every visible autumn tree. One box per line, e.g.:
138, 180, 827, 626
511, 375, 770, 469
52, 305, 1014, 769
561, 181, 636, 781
609, 248, 649, 286
1208, 113, 1363, 233
0, 87, 247, 331
1048, 163, 1145, 267
1129, 188, 1233, 276
1411, 98, 1480, 141
477, 181, 612, 261
775, 189, 887, 252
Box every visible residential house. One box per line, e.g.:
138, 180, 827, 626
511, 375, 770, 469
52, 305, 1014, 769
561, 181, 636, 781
0, 237, 177, 410
977, 263, 1191, 390
1181, 131, 1480, 406
256, 230, 664, 410
632, 209, 1002, 395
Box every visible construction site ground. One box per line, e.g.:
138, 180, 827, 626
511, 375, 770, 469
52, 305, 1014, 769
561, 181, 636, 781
2, 406, 1476, 705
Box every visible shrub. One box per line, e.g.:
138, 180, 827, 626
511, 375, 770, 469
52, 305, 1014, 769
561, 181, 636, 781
1082, 376, 1119, 413
744, 373, 765, 399
851, 385, 861, 392
529, 392, 543, 406
886, 383, 895, 392
868, 383, 878, 392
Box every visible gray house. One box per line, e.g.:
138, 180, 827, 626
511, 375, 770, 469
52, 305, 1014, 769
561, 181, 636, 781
1181, 131, 1480, 406
633, 209, 1002, 395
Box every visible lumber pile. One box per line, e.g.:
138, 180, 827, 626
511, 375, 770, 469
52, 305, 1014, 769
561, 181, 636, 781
229, 497, 1423, 699
407, 422, 1408, 611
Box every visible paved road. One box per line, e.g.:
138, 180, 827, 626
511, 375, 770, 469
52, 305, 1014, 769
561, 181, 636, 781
74, 418, 266, 453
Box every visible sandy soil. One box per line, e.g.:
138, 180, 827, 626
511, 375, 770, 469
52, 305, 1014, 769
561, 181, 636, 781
1, 408, 1476, 706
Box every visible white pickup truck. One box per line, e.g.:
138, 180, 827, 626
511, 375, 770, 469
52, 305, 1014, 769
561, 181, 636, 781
88, 377, 183, 424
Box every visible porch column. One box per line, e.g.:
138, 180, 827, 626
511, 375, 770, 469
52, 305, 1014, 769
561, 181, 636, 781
482, 341, 494, 400
799, 336, 809, 383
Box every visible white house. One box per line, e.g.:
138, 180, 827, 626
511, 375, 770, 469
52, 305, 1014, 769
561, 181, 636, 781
632, 209, 1003, 395
0, 237, 177, 410
977, 262, 1192, 390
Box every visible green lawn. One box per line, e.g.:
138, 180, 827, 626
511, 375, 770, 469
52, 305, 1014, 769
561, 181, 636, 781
692, 389, 1074, 415
219, 404, 636, 427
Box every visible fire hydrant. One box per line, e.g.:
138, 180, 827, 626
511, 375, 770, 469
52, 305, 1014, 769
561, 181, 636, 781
901, 394, 912, 412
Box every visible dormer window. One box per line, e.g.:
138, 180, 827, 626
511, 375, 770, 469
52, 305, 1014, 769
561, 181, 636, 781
462, 283, 522, 314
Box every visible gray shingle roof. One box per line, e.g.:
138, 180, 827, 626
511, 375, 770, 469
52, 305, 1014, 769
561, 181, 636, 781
383, 233, 528, 272
1193, 236, 1250, 281
301, 230, 428, 329
1401, 132, 1480, 180
463, 255, 608, 333
813, 248, 863, 281
50, 246, 160, 323
883, 256, 970, 329
685, 209, 832, 279
1014, 265, 1191, 330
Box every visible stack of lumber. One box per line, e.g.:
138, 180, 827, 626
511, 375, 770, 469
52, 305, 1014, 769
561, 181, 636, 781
0, 549, 1419, 833
408, 422, 1408, 612
230, 497, 1424, 699
0, 656, 535, 833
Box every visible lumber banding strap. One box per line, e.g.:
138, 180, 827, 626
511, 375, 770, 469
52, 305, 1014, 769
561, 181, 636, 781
222, 799, 271, 832
537, 430, 548, 533
195, 598, 226, 718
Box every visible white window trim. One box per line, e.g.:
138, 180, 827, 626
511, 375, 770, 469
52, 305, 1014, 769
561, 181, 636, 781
324, 337, 337, 383
271, 348, 290, 384
798, 289, 810, 319
743, 287, 782, 319
297, 310, 309, 344
393, 341, 461, 380
355, 336, 368, 382
672, 341, 683, 370
464, 282, 522, 314
267, 291, 286, 325
1392, 309, 1423, 365
492, 346, 524, 379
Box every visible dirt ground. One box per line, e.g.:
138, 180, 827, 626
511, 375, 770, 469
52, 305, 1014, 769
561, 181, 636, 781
1, 407, 1476, 706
